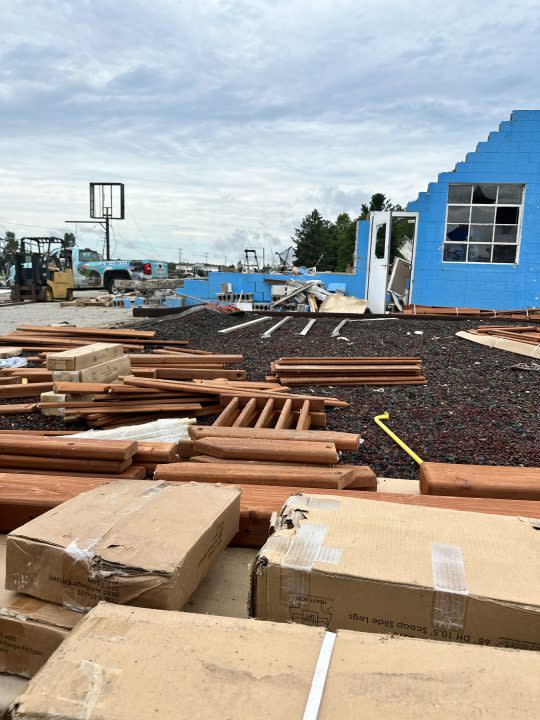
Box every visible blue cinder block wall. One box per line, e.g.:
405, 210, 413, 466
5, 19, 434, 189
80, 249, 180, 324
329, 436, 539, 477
181, 222, 369, 303
408, 110, 540, 309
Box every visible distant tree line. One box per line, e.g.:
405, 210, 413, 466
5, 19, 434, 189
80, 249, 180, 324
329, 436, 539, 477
292, 193, 403, 271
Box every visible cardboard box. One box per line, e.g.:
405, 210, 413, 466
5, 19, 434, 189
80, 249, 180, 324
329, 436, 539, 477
46, 342, 124, 371
251, 494, 540, 650
0, 589, 80, 678
51, 354, 131, 383
6, 480, 240, 610
10, 603, 539, 719
0, 536, 81, 678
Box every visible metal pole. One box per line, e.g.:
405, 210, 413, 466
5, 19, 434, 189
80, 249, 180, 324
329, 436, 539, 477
105, 216, 110, 260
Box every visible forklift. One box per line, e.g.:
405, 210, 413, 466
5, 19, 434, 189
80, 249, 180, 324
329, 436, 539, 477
11, 237, 75, 302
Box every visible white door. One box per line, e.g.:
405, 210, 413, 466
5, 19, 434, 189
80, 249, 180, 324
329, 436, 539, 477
366, 211, 391, 313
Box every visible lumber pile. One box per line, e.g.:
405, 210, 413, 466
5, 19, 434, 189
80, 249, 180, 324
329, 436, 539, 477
456, 324, 540, 358
1, 473, 538, 548
420, 462, 540, 501
403, 304, 540, 321
268, 356, 427, 386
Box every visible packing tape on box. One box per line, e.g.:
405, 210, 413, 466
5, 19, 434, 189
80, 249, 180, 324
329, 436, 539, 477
303, 631, 336, 720
432, 542, 468, 630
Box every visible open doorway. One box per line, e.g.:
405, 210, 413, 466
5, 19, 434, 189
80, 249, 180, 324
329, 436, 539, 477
366, 211, 418, 313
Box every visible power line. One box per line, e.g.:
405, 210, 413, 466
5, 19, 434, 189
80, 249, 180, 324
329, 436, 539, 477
125, 206, 161, 258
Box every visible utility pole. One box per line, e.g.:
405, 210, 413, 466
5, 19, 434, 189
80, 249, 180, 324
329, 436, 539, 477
178, 248, 182, 265
104, 212, 111, 260
224, 255, 228, 266
204, 252, 209, 265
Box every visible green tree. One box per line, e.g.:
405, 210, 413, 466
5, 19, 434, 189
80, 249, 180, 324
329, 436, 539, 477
3, 230, 18, 255
359, 192, 402, 220
63, 232, 76, 247
292, 209, 334, 270
331, 213, 358, 272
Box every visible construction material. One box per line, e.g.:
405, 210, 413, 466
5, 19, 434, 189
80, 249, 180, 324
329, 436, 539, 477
457, 327, 540, 358
404, 305, 540, 321
13, 604, 540, 720
6, 480, 240, 610
0, 437, 137, 461
218, 316, 271, 334
189, 437, 339, 464
252, 494, 540, 649
46, 343, 124, 371
156, 462, 375, 490
298, 319, 316, 336
260, 316, 291, 338
188, 425, 362, 451
420, 462, 540, 500
269, 356, 426, 386
51, 355, 132, 384
374, 412, 424, 465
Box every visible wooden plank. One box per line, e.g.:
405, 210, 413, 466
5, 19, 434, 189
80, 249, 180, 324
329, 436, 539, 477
274, 398, 293, 430
232, 398, 258, 427
190, 437, 338, 464
188, 425, 361, 451
420, 462, 540, 500
253, 399, 275, 429
213, 397, 240, 427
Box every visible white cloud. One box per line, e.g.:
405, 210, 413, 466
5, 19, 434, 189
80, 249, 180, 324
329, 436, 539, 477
0, 0, 538, 262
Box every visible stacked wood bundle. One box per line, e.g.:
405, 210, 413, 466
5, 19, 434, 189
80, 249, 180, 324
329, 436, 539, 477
155, 424, 375, 493
403, 304, 540, 321
420, 462, 540, 501
472, 325, 540, 345
0, 433, 181, 478
456, 324, 540, 358
0, 324, 190, 352
1, 473, 537, 546
268, 356, 427, 386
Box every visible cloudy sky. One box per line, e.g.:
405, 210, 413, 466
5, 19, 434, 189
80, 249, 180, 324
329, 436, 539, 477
1, 0, 538, 264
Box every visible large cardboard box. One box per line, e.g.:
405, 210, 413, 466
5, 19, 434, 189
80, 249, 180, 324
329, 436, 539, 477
9, 603, 539, 719
0, 537, 81, 678
6, 480, 240, 610
46, 342, 123, 371
251, 494, 540, 650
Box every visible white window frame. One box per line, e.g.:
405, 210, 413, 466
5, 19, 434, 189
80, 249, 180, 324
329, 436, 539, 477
442, 183, 525, 265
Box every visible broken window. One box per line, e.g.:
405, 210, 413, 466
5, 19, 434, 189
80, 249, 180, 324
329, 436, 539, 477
443, 184, 523, 264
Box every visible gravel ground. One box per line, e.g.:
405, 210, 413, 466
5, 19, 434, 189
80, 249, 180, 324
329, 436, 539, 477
150, 309, 540, 479
1, 307, 538, 478
0, 291, 132, 334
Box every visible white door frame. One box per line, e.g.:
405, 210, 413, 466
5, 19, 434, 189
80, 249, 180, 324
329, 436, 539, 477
365, 210, 419, 313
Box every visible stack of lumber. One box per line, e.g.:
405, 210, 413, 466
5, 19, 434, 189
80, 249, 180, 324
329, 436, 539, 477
420, 462, 540, 501
0, 324, 181, 353
403, 304, 540, 321
456, 324, 540, 358
157, 425, 376, 493
0, 434, 181, 478
268, 356, 427, 386
35, 376, 343, 429
2, 472, 537, 546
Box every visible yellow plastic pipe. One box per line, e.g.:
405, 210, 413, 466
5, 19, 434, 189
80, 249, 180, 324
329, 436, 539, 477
373, 412, 424, 465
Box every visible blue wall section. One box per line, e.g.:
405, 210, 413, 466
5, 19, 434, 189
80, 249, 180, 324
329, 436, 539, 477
408, 110, 540, 309
180, 222, 369, 304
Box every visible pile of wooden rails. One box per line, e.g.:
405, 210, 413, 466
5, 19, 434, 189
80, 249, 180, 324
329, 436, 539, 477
470, 324, 540, 345
268, 356, 427, 386
403, 304, 540, 321
0, 435, 180, 480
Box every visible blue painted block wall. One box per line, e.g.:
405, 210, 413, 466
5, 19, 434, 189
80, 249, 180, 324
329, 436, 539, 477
408, 110, 540, 309
180, 222, 369, 304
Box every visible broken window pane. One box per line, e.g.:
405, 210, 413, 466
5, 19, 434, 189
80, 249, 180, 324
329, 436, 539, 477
447, 206, 470, 223
473, 185, 497, 204
492, 245, 517, 263
494, 225, 517, 243
469, 225, 493, 243
471, 206, 495, 223
467, 244, 492, 262
498, 185, 523, 204
448, 185, 472, 204
446, 224, 469, 242
443, 243, 466, 261
495, 206, 519, 224
375, 224, 386, 259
